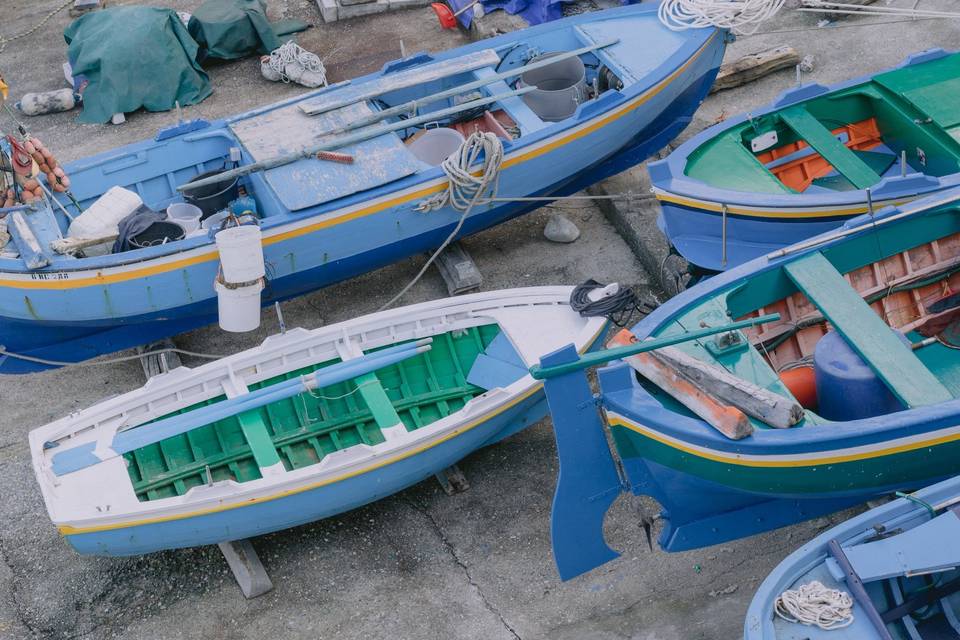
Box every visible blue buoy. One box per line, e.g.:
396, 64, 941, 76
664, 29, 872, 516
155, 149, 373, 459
813, 330, 906, 421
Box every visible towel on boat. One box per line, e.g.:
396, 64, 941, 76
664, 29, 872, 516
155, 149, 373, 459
64, 6, 212, 124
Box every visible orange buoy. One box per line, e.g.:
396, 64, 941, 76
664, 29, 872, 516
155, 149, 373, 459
779, 366, 817, 410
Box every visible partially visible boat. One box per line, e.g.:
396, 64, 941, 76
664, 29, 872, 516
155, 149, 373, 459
30, 287, 606, 556
0, 3, 724, 373
530, 187, 960, 581
650, 48, 960, 271
745, 475, 960, 639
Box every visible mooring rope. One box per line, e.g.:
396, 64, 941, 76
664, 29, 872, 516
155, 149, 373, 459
774, 580, 854, 630
658, 0, 788, 35
263, 41, 328, 87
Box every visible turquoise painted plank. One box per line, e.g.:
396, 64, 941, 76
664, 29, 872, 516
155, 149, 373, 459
780, 107, 882, 189
236, 411, 282, 469
783, 252, 952, 408
353, 372, 403, 429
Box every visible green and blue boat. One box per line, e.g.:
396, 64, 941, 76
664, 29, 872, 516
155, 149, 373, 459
534, 188, 960, 580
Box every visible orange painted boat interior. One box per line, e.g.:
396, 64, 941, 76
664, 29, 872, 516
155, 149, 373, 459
755, 117, 884, 193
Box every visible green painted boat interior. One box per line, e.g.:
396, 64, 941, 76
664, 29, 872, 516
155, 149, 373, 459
644, 205, 960, 430
684, 52, 960, 194
124, 323, 502, 502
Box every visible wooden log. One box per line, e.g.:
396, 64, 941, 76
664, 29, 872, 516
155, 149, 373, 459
651, 345, 804, 428
710, 46, 801, 94
801, 0, 877, 7
608, 330, 753, 440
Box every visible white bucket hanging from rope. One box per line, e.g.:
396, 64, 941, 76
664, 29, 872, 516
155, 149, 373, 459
214, 224, 266, 332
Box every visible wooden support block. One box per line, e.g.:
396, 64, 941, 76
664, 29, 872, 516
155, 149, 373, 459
435, 241, 482, 296
711, 46, 801, 94
435, 463, 470, 495
137, 339, 182, 379
218, 540, 274, 599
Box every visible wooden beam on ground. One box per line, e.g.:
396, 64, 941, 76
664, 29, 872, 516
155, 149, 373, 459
711, 46, 801, 94
435, 463, 470, 495
435, 241, 482, 296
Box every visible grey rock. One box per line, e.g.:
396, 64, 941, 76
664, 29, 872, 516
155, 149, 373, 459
799, 54, 816, 73
543, 213, 580, 243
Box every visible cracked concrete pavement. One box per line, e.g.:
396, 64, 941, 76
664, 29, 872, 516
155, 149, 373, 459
2, 0, 954, 638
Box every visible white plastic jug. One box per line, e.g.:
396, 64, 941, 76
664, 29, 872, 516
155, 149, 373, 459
215, 225, 265, 284
215, 280, 264, 333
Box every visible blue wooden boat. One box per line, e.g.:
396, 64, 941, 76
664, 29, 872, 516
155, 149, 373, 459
745, 475, 960, 639
650, 48, 960, 271
0, 4, 724, 374
530, 187, 960, 581
30, 288, 607, 556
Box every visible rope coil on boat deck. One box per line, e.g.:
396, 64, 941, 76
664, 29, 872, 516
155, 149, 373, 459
774, 580, 854, 630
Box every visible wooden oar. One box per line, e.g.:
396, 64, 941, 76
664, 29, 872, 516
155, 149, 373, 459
177, 86, 535, 194
529, 313, 781, 380
311, 38, 619, 138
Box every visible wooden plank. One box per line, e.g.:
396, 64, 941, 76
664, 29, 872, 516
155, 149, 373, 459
298, 49, 501, 116
651, 345, 803, 428
784, 252, 953, 408
711, 46, 801, 93
608, 331, 753, 440
779, 107, 882, 189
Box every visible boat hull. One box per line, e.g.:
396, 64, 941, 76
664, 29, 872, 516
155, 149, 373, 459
0, 10, 725, 373
63, 389, 546, 556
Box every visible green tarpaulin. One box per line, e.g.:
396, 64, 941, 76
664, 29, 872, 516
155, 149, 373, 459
65, 7, 212, 125
188, 0, 309, 62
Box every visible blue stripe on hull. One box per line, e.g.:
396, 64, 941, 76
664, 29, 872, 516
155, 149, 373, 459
65, 391, 547, 556
0, 56, 722, 373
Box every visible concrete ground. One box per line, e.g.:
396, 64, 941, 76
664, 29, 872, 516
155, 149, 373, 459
0, 1, 956, 638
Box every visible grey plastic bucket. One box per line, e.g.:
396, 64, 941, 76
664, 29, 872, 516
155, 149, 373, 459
520, 53, 588, 122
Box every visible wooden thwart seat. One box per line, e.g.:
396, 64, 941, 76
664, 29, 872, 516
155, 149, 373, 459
783, 252, 953, 409
780, 107, 882, 189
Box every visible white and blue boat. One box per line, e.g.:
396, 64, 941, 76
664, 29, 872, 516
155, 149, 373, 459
29, 287, 607, 556
650, 48, 960, 271
0, 3, 724, 374
745, 475, 960, 639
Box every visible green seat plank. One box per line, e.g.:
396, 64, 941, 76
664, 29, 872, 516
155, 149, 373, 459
783, 252, 952, 408
780, 107, 882, 189
354, 372, 402, 430
236, 411, 282, 469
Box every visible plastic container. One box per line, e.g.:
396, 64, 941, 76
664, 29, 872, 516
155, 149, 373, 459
166, 203, 202, 234
215, 225, 265, 283
129, 221, 185, 249
184, 169, 240, 219
16, 89, 77, 116
67, 186, 143, 239
215, 279, 264, 333
201, 209, 231, 231
813, 330, 906, 421
520, 53, 588, 122
408, 128, 465, 166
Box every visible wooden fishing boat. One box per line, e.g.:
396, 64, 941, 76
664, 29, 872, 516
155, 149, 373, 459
30, 287, 606, 556
530, 187, 960, 581
650, 48, 960, 271
0, 4, 724, 374
745, 475, 960, 639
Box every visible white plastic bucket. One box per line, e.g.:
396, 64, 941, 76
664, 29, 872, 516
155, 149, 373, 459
215, 280, 264, 333
201, 209, 231, 231
408, 128, 465, 166
215, 225, 265, 284
166, 202, 202, 234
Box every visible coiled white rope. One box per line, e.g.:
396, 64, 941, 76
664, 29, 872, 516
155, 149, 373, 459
416, 131, 504, 213
263, 41, 328, 88
658, 0, 788, 35
378, 132, 503, 311
774, 581, 854, 630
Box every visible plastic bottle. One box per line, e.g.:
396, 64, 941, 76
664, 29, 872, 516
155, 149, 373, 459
229, 185, 259, 218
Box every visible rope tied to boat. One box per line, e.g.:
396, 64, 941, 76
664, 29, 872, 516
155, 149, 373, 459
415, 131, 504, 213
657, 0, 787, 35
774, 580, 854, 630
